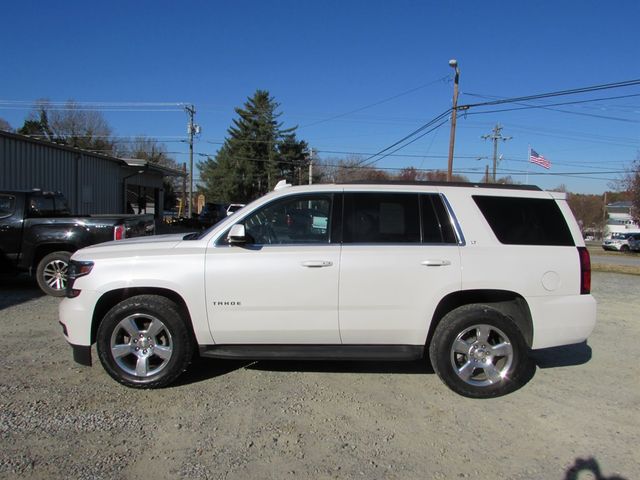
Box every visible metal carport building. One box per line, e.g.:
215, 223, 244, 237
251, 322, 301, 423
0, 130, 182, 219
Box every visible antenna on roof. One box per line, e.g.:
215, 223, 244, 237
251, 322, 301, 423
274, 180, 291, 191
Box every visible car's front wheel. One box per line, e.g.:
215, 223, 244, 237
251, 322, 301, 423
97, 295, 194, 388
429, 304, 532, 398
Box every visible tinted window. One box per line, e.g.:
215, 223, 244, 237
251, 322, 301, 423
473, 196, 574, 246
422, 194, 457, 244
243, 195, 332, 245
343, 193, 420, 243
0, 195, 16, 219
27, 194, 71, 217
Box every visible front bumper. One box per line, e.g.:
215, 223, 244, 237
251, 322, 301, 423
59, 290, 100, 365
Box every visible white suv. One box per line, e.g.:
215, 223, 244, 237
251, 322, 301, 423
59, 182, 596, 398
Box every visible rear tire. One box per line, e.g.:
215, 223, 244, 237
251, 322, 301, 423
97, 295, 194, 388
429, 304, 532, 398
36, 251, 71, 297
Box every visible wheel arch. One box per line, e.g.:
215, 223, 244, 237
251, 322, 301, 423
427, 289, 533, 348
31, 243, 76, 271
91, 288, 196, 346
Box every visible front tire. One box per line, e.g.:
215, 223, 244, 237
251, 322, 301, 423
36, 251, 71, 297
97, 295, 194, 388
429, 304, 532, 398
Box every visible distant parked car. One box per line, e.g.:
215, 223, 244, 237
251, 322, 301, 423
198, 203, 227, 227
629, 234, 640, 252
602, 232, 640, 252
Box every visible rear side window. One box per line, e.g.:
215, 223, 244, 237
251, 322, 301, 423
343, 193, 420, 243
473, 195, 574, 246
27, 194, 71, 217
0, 195, 16, 219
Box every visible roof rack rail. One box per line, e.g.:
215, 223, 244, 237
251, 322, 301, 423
334, 180, 542, 191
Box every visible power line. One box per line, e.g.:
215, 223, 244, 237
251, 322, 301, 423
462, 93, 640, 123
353, 109, 452, 166
460, 78, 640, 109
298, 75, 451, 129
359, 118, 450, 168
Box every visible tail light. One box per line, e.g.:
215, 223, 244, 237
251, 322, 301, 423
577, 247, 591, 294
114, 224, 126, 240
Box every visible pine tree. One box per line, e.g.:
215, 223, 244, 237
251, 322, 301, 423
199, 90, 308, 203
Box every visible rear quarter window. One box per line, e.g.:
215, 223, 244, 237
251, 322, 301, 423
0, 195, 16, 219
473, 195, 574, 246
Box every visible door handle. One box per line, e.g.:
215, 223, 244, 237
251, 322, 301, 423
421, 259, 451, 267
301, 260, 333, 268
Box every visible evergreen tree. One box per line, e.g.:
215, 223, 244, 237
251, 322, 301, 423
199, 90, 309, 203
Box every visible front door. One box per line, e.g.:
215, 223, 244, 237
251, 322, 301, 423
204, 193, 341, 344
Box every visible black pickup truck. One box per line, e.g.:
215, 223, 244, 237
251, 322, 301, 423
0, 190, 155, 296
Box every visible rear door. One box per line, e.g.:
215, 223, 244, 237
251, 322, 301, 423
338, 192, 462, 345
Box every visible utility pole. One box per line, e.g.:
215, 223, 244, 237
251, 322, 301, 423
181, 163, 187, 216
447, 59, 460, 182
481, 124, 512, 182
185, 105, 200, 218
308, 148, 314, 185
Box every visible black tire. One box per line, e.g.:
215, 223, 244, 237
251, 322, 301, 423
96, 295, 195, 388
620, 245, 630, 252
36, 251, 71, 297
429, 304, 532, 398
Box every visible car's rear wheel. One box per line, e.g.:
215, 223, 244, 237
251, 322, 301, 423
97, 295, 194, 388
36, 251, 71, 297
429, 304, 532, 398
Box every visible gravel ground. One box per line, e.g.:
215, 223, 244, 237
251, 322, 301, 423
0, 272, 638, 479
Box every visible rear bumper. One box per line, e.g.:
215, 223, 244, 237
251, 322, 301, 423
530, 294, 597, 350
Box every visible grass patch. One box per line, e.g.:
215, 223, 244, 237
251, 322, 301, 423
592, 263, 640, 276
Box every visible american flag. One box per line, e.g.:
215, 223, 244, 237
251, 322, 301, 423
530, 149, 551, 169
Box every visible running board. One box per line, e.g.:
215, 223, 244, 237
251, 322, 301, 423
199, 344, 425, 361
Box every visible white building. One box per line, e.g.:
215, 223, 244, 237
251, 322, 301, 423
605, 201, 640, 238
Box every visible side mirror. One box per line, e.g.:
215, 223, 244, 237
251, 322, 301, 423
227, 224, 247, 244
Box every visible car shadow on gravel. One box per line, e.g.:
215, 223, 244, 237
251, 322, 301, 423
173, 357, 433, 387
530, 341, 592, 369
0, 274, 44, 310
175, 345, 590, 389
172, 357, 256, 386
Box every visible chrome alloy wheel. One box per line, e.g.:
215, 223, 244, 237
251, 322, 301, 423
110, 313, 173, 378
450, 324, 514, 387
43, 259, 68, 291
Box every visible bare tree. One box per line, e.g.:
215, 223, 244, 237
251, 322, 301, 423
19, 100, 114, 154
0, 117, 12, 132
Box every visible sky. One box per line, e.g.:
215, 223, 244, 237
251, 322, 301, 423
1, 0, 639, 194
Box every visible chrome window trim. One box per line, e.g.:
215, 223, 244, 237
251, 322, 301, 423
440, 193, 466, 246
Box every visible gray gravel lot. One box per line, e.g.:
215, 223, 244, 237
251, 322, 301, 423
0, 272, 638, 479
